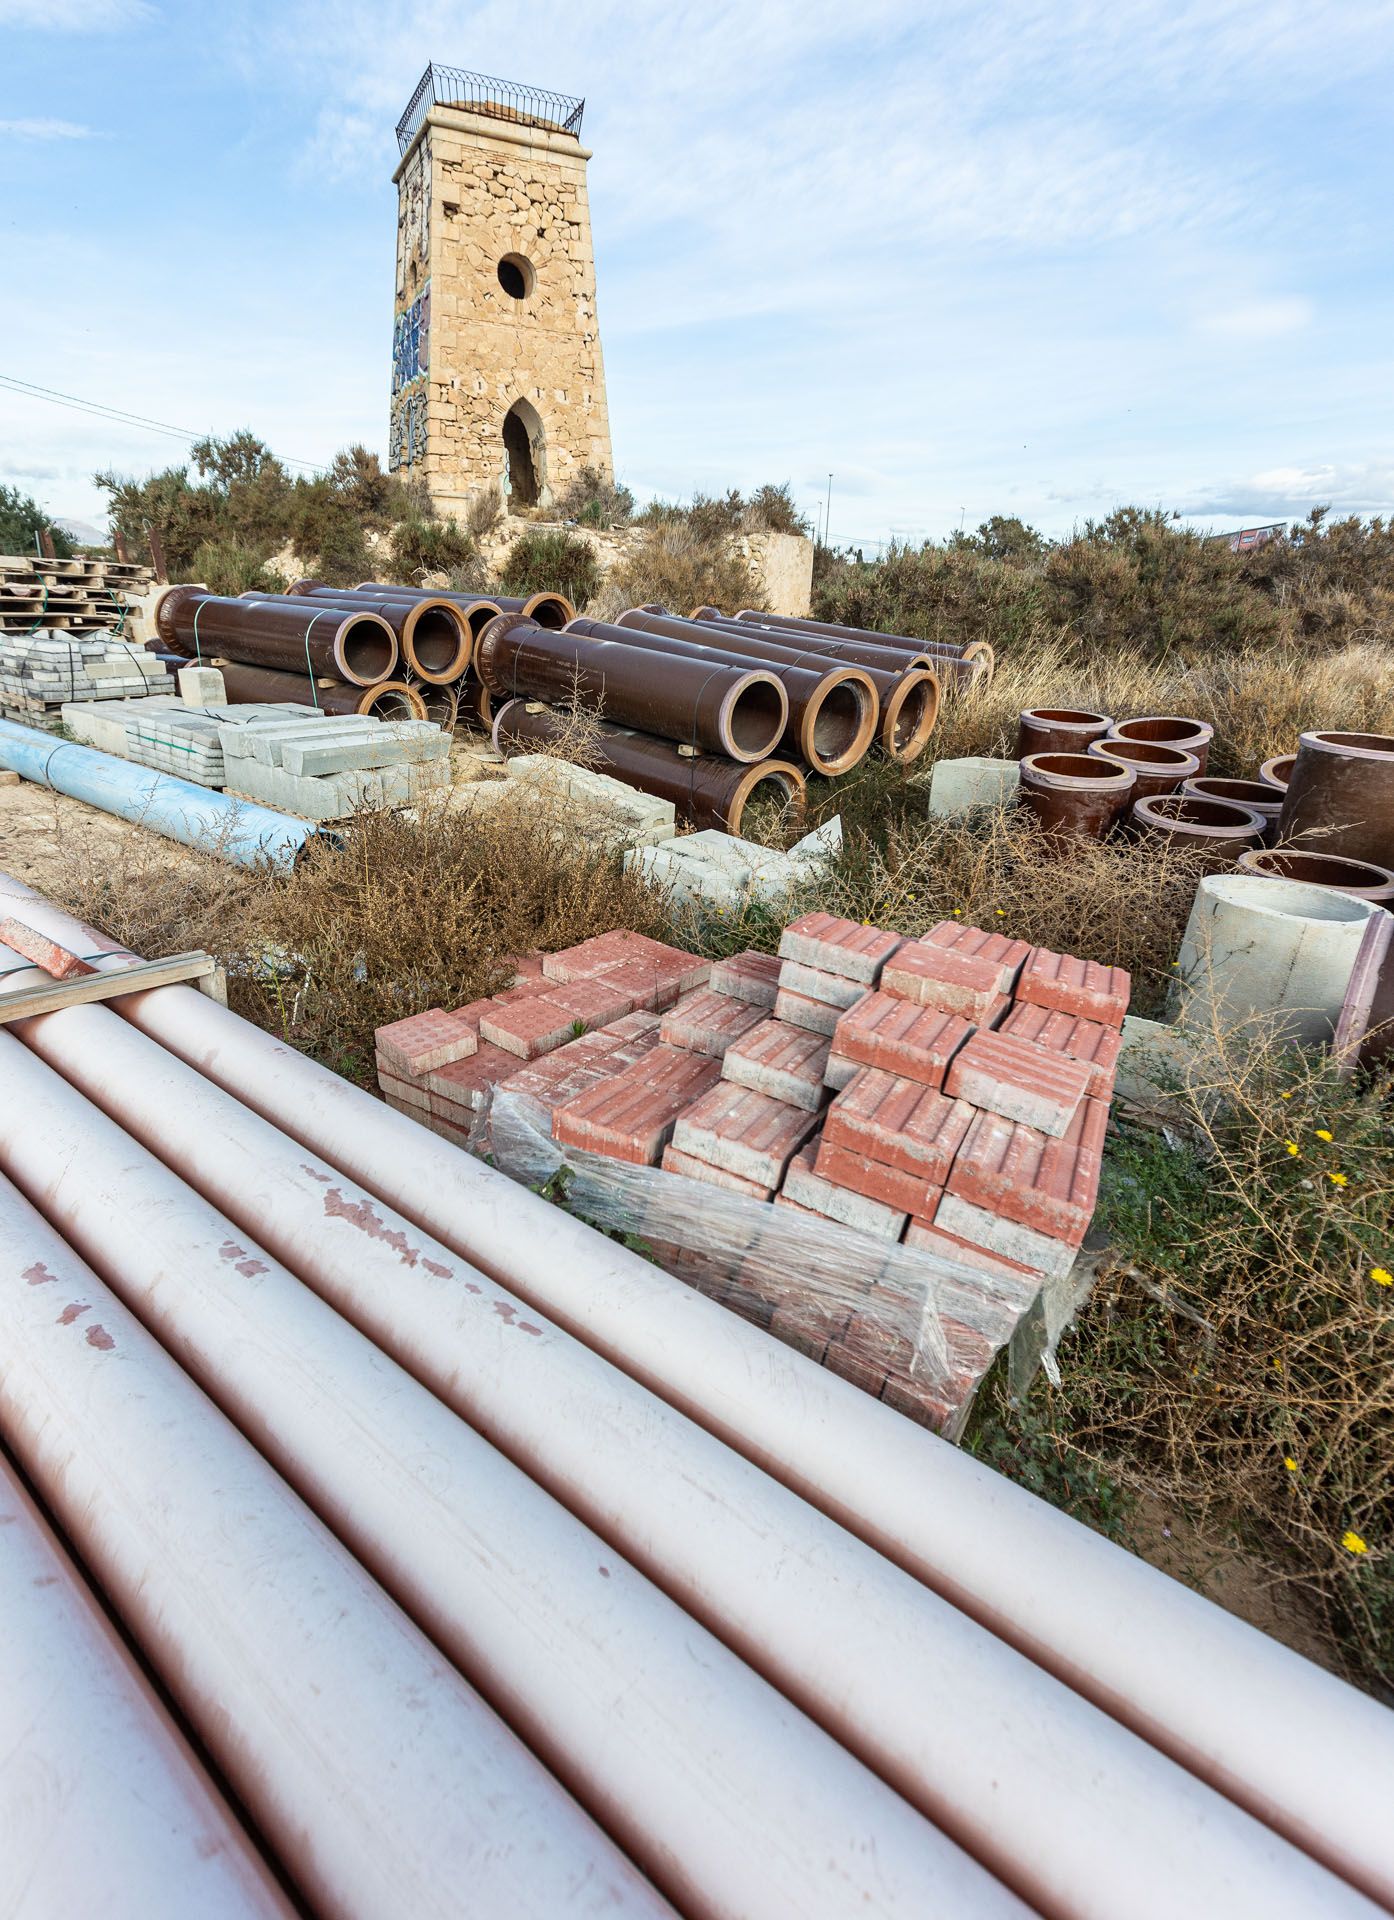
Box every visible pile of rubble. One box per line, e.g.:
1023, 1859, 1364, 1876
375, 912, 1128, 1430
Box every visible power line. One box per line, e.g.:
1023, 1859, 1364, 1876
0, 373, 325, 472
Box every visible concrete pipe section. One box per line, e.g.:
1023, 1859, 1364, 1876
1132, 792, 1265, 857
1277, 730, 1394, 869
1173, 873, 1383, 1046
1087, 738, 1200, 803
3, 872, 1394, 1912
477, 614, 788, 764
1016, 708, 1113, 760
0, 1451, 296, 1920
214, 660, 428, 721
567, 614, 876, 777
493, 701, 806, 836
1183, 777, 1284, 843
0, 1172, 663, 1920
157, 586, 398, 688
1259, 753, 1296, 793
1108, 715, 1214, 775
1235, 846, 1394, 906
248, 588, 472, 684
1019, 751, 1135, 839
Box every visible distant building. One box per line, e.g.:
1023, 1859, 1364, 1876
1209, 522, 1286, 553
389, 64, 615, 521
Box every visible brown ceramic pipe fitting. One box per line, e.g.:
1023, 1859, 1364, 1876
492, 699, 806, 836
1108, 715, 1214, 775
476, 614, 788, 763
1258, 754, 1296, 793
1132, 792, 1265, 859
1087, 738, 1199, 803
1019, 751, 1135, 839
244, 588, 471, 684
1235, 847, 1394, 906
1017, 708, 1113, 760
1182, 777, 1284, 843
214, 659, 426, 720
1276, 730, 1394, 868
720, 608, 994, 686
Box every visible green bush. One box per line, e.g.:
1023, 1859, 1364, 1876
389, 515, 480, 583
187, 539, 287, 597
0, 483, 73, 557
556, 466, 634, 530
497, 528, 601, 608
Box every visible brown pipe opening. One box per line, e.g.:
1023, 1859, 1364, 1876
1026, 752, 1132, 784
1091, 740, 1195, 771
726, 761, 807, 838
1025, 708, 1110, 727
1306, 731, 1394, 757
1259, 754, 1296, 791
719, 672, 789, 762
1185, 777, 1281, 809
331, 613, 399, 687
1238, 848, 1394, 896
1113, 715, 1212, 747
464, 599, 503, 640
880, 669, 940, 762
403, 602, 471, 683
523, 592, 574, 629
800, 672, 877, 776
1139, 795, 1260, 830
357, 681, 428, 721
409, 681, 460, 729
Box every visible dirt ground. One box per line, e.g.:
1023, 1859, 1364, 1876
0, 781, 202, 901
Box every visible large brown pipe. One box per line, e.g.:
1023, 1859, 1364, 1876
1277, 730, 1394, 868
407, 676, 461, 731
250, 588, 471, 684
289, 579, 506, 646
477, 614, 788, 764
214, 658, 427, 721
616, 608, 940, 760
157, 586, 397, 688
567, 614, 876, 777
718, 607, 995, 685
493, 699, 805, 836
637, 605, 937, 677
337, 581, 570, 633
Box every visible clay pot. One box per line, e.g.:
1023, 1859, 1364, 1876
1019, 751, 1135, 840
1276, 730, 1394, 869
1182, 776, 1283, 844
1108, 715, 1214, 775
1258, 754, 1295, 794
1016, 708, 1113, 761
1236, 847, 1394, 907
1087, 739, 1200, 804
1132, 793, 1265, 863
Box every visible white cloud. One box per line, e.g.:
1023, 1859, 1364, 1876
1200, 297, 1313, 340
0, 118, 96, 140
1181, 461, 1394, 521
0, 0, 152, 24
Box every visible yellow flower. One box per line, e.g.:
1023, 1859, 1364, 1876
952, 908, 963, 917
1285, 1141, 1300, 1157
1328, 1171, 1348, 1188
1315, 1128, 1333, 1142
994, 908, 1006, 916
1372, 1268, 1393, 1288
1283, 1457, 1298, 1472
1342, 1531, 1368, 1555
1279, 1089, 1292, 1099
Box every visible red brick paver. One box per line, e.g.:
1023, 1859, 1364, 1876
778, 911, 904, 984
554, 1044, 722, 1164
721, 1019, 831, 1110
773, 986, 845, 1035
709, 949, 782, 1006
813, 1138, 938, 1218
672, 1081, 821, 1186
822, 1068, 976, 1183
943, 1095, 1109, 1247
376, 1006, 480, 1076
1014, 947, 1131, 1028
661, 987, 769, 1056
997, 1001, 1122, 1097
830, 994, 974, 1088
944, 1028, 1092, 1137
660, 1143, 773, 1199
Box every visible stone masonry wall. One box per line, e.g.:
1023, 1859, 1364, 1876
390, 106, 614, 525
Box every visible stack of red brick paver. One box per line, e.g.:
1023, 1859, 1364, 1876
374, 918, 1129, 1433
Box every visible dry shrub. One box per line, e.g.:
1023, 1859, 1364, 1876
605, 519, 761, 617
497, 528, 601, 609
1060, 1017, 1394, 1689
50, 792, 668, 1082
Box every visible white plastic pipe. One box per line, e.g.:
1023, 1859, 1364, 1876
0, 1451, 295, 1920
4, 874, 1394, 1912
0, 1028, 1018, 1920
4, 969, 1368, 1918
0, 1168, 665, 1920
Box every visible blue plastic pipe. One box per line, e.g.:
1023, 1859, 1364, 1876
0, 720, 319, 871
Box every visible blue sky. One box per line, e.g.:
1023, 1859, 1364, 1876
2, 0, 1392, 551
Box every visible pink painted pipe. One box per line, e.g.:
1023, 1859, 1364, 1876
2, 876, 1393, 1910
0, 962, 1359, 1916
0, 1452, 295, 1920
0, 1163, 663, 1920
0, 1024, 1018, 1920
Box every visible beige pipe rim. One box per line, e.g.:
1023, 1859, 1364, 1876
799, 668, 878, 776
401, 599, 473, 683
725, 759, 807, 837
716, 670, 790, 763
879, 667, 941, 761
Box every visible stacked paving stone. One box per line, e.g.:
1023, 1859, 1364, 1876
221, 713, 452, 820
0, 630, 171, 727
373, 914, 1128, 1430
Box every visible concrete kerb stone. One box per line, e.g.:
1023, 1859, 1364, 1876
280, 724, 449, 778
927, 756, 1020, 818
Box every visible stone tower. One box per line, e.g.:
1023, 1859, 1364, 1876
389, 64, 614, 521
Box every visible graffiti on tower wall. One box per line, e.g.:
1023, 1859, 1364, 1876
389, 281, 430, 471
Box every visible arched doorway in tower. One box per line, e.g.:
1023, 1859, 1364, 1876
502, 399, 545, 508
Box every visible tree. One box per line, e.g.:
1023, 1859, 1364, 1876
0, 483, 72, 557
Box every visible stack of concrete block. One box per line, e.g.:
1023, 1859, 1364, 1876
220, 713, 453, 820
628, 817, 842, 913
0, 630, 171, 728
375, 932, 708, 1143
60, 697, 310, 776
502, 754, 677, 847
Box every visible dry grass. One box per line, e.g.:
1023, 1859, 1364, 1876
597, 520, 762, 618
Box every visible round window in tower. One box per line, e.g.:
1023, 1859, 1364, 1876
497, 254, 535, 300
